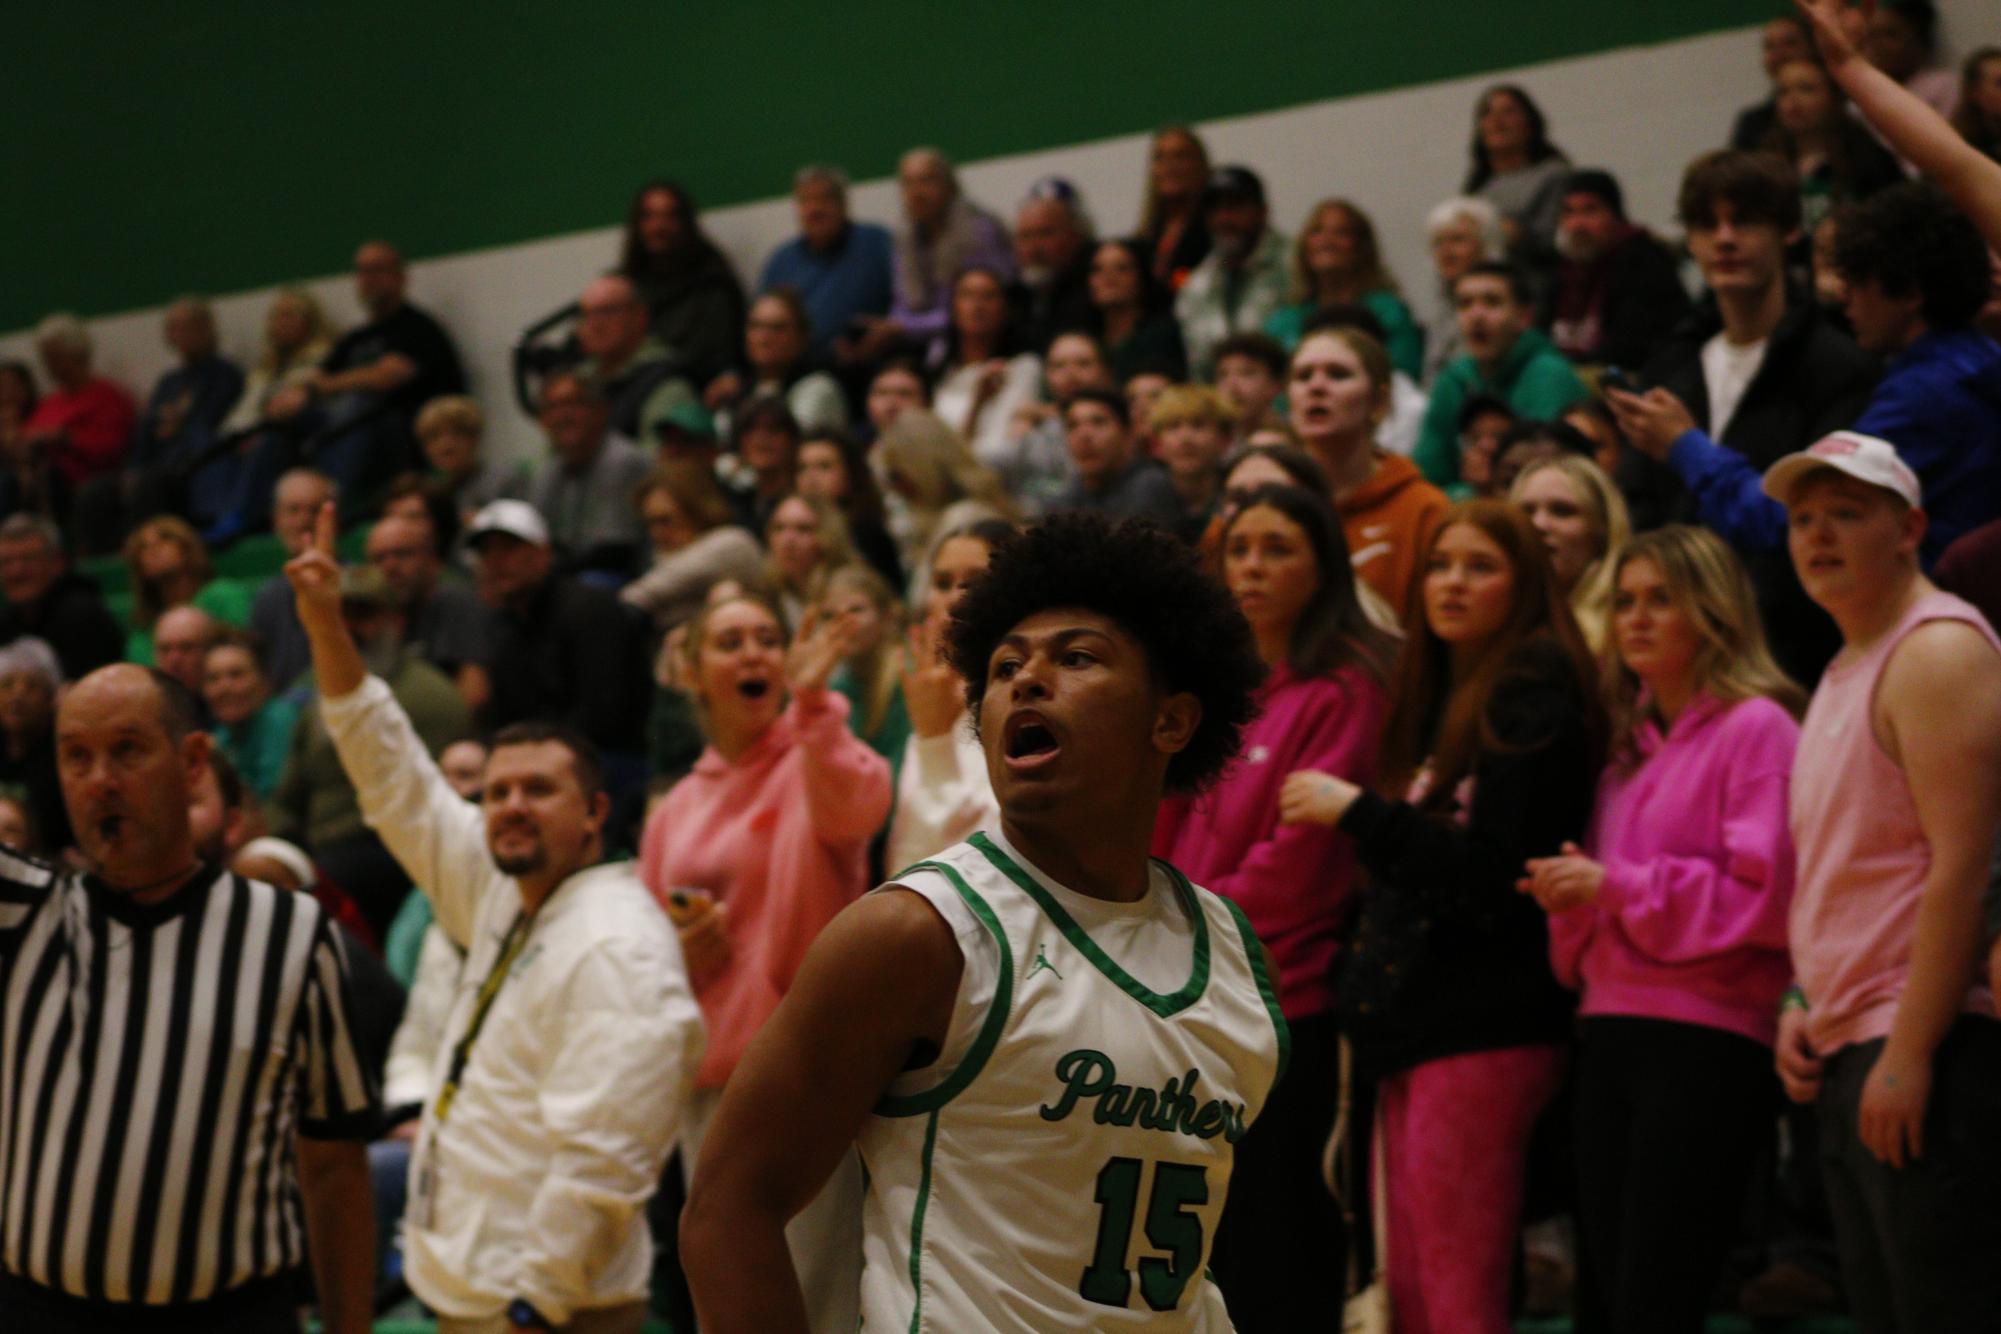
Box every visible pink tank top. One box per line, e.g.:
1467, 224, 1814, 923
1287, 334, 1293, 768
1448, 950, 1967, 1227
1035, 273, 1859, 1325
1789, 589, 2001, 1056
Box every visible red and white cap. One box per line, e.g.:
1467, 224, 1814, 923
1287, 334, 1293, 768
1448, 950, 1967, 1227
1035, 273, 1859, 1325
1761, 431, 1922, 509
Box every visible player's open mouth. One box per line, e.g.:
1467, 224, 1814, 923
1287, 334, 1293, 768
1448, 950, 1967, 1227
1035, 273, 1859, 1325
737, 679, 772, 699
1003, 712, 1062, 772
96, 813, 125, 843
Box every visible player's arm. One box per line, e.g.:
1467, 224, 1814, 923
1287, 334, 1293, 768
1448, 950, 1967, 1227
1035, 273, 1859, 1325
295, 1136, 375, 1334
681, 888, 962, 1334
1862, 621, 2001, 1167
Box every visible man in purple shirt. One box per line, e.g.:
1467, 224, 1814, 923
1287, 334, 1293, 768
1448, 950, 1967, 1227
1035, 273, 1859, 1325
851, 147, 1013, 360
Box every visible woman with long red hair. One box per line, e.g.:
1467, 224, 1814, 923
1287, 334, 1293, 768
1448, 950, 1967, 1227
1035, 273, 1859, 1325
1281, 498, 1603, 1333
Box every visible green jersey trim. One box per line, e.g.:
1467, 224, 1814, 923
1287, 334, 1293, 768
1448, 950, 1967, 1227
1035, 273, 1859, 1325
874, 860, 1016, 1118
906, 1108, 940, 1334
968, 832, 1212, 1018
1220, 895, 1291, 1084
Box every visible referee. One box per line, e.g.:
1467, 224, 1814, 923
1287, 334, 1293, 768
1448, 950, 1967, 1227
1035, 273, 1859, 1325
0, 664, 380, 1334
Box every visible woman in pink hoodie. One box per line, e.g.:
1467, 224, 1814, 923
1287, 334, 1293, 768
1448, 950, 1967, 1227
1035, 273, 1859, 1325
1519, 525, 1804, 1334
1153, 482, 1396, 1331
639, 589, 890, 1330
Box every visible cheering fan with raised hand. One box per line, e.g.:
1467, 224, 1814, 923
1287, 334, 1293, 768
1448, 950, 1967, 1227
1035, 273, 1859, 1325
1795, 0, 2001, 246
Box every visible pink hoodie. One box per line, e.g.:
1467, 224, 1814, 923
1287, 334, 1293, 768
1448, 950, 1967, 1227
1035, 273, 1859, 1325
639, 687, 891, 1088
1548, 693, 1799, 1047
1153, 661, 1388, 1018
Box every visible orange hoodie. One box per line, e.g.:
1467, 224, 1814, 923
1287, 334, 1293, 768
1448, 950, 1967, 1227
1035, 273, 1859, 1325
1338, 452, 1450, 626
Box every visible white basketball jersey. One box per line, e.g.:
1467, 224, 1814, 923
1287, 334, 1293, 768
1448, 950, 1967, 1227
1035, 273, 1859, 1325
856, 831, 1288, 1332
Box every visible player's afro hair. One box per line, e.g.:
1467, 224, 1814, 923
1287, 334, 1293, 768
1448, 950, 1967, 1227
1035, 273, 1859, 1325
944, 512, 1265, 794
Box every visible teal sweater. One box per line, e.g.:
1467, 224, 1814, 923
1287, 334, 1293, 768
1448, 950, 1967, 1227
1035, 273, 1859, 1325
213, 695, 300, 800
1265, 289, 1426, 382
1414, 327, 1590, 493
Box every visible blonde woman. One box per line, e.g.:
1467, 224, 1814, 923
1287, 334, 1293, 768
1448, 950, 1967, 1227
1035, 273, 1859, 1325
637, 588, 889, 1332
1266, 199, 1424, 378
622, 462, 764, 633
121, 515, 252, 662
764, 493, 855, 631
1520, 526, 1804, 1333
822, 564, 911, 787
884, 516, 1015, 872
871, 407, 1015, 599
1510, 453, 1631, 653
223, 287, 335, 433
206, 288, 342, 540
1137, 123, 1213, 288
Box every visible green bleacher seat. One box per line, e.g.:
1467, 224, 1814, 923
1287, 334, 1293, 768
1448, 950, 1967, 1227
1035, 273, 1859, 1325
211, 534, 288, 582
77, 553, 129, 595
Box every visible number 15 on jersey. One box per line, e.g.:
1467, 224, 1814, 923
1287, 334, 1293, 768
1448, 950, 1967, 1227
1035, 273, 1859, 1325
1081, 1157, 1210, 1312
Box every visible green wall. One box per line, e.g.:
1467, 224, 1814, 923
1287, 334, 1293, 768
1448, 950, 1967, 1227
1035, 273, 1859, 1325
10, 1, 1775, 332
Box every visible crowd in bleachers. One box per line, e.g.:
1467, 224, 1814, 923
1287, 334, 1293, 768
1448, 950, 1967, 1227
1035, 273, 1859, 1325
6, 2, 2001, 1331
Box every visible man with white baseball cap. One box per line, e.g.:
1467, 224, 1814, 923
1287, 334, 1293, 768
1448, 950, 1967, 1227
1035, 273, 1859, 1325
466, 497, 551, 550
466, 498, 651, 759
1766, 430, 2001, 1332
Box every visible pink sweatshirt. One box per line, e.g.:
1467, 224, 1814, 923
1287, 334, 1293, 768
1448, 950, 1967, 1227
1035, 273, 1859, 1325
639, 687, 891, 1088
1549, 693, 1799, 1047
1153, 661, 1387, 1018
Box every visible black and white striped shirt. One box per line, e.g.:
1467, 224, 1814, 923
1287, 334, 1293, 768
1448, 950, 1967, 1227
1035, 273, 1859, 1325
0, 850, 379, 1307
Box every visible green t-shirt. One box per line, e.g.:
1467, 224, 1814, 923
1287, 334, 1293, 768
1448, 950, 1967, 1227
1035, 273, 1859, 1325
124, 577, 259, 664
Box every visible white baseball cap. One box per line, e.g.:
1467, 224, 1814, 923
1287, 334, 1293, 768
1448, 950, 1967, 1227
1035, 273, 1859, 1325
466, 498, 551, 548
1761, 431, 1922, 509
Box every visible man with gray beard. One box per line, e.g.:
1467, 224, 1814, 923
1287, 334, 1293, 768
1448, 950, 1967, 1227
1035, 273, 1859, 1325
267, 564, 472, 936
1539, 169, 1690, 369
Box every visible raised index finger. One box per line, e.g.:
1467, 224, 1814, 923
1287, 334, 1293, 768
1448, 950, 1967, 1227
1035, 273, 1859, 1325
314, 500, 338, 557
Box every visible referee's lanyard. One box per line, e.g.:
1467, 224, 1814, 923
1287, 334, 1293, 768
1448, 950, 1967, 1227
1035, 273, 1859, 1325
432, 908, 535, 1126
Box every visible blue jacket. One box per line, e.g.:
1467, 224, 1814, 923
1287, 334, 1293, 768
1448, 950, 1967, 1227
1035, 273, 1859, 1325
758, 222, 894, 360
1668, 328, 2001, 566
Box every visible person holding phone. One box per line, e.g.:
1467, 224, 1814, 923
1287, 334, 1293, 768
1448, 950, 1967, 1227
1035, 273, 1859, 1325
638, 593, 891, 1332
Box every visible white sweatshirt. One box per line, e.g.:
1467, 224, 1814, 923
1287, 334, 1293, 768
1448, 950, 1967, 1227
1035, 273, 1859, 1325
323, 676, 704, 1323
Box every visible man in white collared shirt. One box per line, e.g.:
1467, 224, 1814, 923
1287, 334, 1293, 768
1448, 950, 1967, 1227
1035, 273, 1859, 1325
285, 501, 703, 1334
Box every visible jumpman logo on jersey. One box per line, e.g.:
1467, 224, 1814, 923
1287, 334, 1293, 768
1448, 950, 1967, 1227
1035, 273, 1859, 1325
1026, 945, 1064, 982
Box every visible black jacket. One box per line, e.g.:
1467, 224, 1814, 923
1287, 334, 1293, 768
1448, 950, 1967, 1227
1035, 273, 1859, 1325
488, 576, 652, 753
1337, 640, 1599, 1077
1540, 227, 1691, 371
630, 244, 748, 387
0, 570, 126, 681
1632, 292, 1878, 682
1010, 253, 1096, 356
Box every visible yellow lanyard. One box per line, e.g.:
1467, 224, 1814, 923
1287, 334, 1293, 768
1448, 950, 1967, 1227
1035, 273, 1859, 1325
432, 910, 534, 1126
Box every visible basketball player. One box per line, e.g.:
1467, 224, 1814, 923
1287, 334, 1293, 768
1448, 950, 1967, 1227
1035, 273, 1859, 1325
683, 513, 1281, 1331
